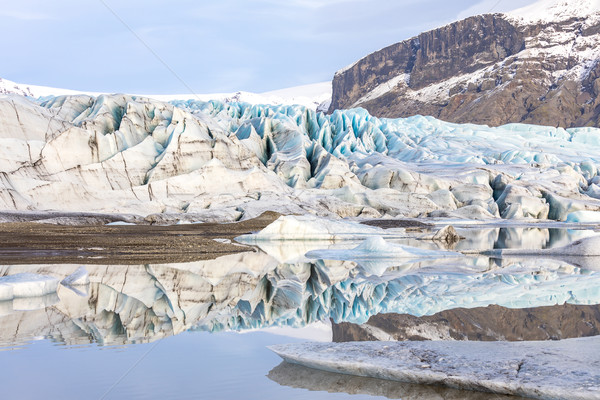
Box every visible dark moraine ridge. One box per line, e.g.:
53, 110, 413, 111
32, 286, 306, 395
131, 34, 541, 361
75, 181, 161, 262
0, 211, 281, 264
333, 303, 600, 342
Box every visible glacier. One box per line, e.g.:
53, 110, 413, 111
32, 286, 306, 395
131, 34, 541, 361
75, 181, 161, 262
1, 92, 600, 222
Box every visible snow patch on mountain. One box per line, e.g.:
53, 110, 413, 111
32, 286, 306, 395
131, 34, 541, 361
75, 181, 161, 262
352, 74, 409, 107
0, 78, 332, 110
508, 0, 600, 23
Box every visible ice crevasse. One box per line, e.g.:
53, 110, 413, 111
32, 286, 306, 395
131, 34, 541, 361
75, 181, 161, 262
1, 92, 600, 221
177, 99, 600, 221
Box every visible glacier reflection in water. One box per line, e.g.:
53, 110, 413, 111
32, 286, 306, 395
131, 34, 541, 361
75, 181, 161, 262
0, 227, 598, 348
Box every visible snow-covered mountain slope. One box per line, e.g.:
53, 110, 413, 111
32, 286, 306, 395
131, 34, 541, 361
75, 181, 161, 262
329, 0, 600, 128
2, 93, 600, 222
509, 0, 600, 23
0, 78, 103, 98
0, 77, 331, 110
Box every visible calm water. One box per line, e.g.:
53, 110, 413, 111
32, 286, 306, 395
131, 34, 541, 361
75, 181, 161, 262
0, 227, 597, 399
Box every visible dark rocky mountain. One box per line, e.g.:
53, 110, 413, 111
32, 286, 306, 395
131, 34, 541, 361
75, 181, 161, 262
328, 0, 600, 128
332, 303, 600, 342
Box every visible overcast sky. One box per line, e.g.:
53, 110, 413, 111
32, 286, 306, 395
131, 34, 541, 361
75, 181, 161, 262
0, 0, 538, 94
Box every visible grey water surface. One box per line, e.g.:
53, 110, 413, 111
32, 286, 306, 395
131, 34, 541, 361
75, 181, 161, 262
0, 227, 598, 399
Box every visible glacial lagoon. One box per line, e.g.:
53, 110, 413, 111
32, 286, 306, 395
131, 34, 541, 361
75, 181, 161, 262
0, 226, 598, 399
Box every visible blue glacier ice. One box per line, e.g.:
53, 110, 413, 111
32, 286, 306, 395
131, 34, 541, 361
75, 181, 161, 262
173, 100, 600, 167
3, 92, 600, 220
168, 99, 600, 220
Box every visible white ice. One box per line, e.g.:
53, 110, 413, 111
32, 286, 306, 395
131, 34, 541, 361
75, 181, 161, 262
305, 236, 463, 275
1, 91, 600, 222
60, 266, 90, 286
0, 273, 60, 301
0, 77, 331, 111
270, 337, 600, 400
236, 215, 404, 242
485, 235, 600, 261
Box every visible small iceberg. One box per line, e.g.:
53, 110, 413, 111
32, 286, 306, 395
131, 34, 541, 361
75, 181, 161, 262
0, 268, 91, 302
236, 215, 405, 242
60, 266, 90, 286
0, 273, 60, 301
306, 236, 464, 276
60, 266, 90, 296
270, 337, 600, 400
306, 236, 463, 261
483, 235, 600, 269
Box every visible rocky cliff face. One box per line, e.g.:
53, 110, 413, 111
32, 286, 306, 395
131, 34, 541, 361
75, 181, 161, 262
329, 1, 600, 128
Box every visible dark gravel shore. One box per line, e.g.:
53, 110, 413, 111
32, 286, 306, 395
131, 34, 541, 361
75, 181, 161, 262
0, 212, 281, 264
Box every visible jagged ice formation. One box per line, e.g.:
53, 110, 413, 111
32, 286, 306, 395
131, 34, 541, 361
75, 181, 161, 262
1, 93, 600, 221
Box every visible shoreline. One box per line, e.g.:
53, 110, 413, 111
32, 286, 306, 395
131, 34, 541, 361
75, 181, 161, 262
0, 212, 280, 265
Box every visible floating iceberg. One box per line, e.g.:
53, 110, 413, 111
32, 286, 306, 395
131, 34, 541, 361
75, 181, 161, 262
270, 337, 600, 400
305, 236, 463, 275
0, 273, 59, 301
236, 215, 404, 242
484, 235, 600, 263
268, 361, 514, 400
60, 266, 90, 287
306, 236, 463, 260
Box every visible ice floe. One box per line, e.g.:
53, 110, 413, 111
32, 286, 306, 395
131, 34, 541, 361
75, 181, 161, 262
306, 236, 462, 261
484, 235, 600, 261
305, 236, 464, 276
236, 215, 404, 242
268, 361, 520, 400
270, 337, 600, 400
0, 273, 59, 301
60, 266, 90, 287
